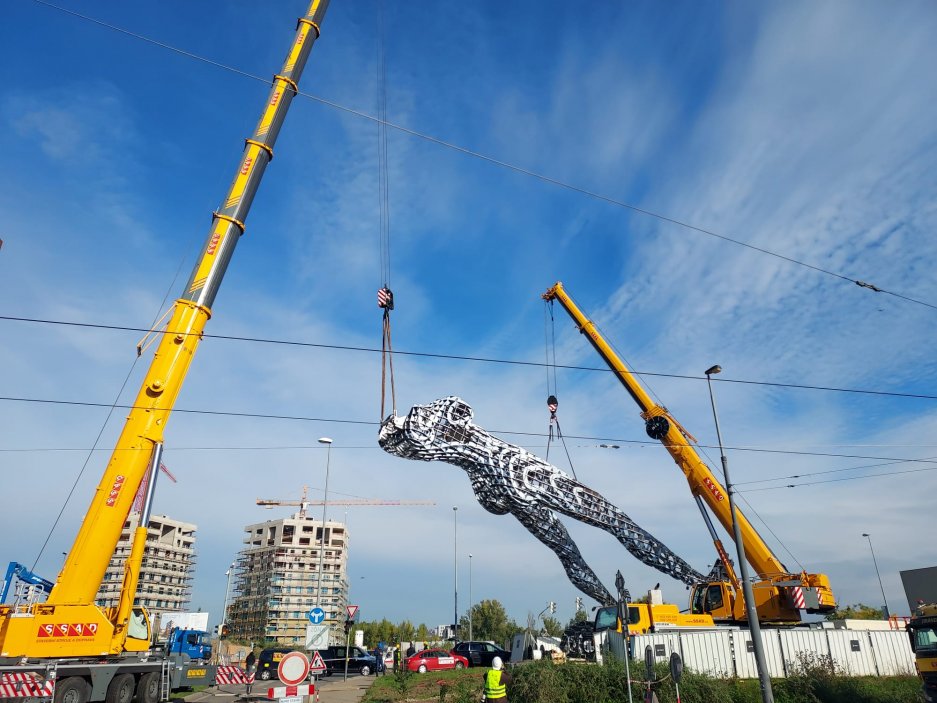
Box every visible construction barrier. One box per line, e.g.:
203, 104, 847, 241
216, 666, 255, 684
0, 672, 55, 698
619, 628, 915, 678
266, 683, 314, 699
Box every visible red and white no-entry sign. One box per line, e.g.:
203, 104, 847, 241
277, 651, 310, 685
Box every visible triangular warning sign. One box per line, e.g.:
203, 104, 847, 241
346, 605, 359, 620
309, 651, 326, 673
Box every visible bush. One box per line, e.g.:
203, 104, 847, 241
361, 657, 923, 703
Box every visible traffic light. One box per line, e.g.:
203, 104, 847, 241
343, 619, 352, 635
549, 601, 556, 614
220, 624, 230, 638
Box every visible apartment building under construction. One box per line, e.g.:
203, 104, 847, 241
95, 513, 196, 627
227, 514, 349, 646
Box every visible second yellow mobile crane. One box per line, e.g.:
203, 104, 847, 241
542, 281, 836, 624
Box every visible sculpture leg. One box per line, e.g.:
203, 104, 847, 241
513, 505, 615, 605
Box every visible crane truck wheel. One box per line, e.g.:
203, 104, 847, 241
259, 669, 272, 681
104, 674, 135, 703
133, 672, 159, 703
54, 676, 91, 703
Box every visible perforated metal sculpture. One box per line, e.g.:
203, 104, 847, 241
379, 396, 704, 605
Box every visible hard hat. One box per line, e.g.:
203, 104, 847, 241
492, 656, 503, 670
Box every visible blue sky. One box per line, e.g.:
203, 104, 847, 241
2, 0, 936, 631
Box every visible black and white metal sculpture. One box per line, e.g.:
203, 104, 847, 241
379, 396, 704, 605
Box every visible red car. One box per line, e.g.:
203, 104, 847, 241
405, 649, 469, 673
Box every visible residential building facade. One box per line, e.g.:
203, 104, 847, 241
95, 513, 196, 628
227, 515, 349, 646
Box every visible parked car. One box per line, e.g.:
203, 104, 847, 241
451, 641, 511, 667
256, 647, 294, 680
405, 649, 468, 674
318, 645, 377, 676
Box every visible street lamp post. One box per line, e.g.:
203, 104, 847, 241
706, 365, 774, 703
862, 533, 890, 619
315, 438, 333, 612
453, 507, 459, 644
469, 553, 473, 641
222, 562, 235, 628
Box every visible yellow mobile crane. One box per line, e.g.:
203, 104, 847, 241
908, 602, 937, 703
0, 3, 329, 701
542, 281, 836, 624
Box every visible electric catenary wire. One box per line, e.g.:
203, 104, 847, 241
29, 0, 937, 313
7, 394, 937, 468
4, 314, 937, 403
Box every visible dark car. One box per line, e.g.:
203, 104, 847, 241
318, 645, 377, 676
451, 641, 511, 667
256, 647, 294, 680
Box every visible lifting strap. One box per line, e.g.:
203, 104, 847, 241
378, 287, 396, 419
546, 394, 559, 457
545, 394, 578, 479
544, 300, 578, 479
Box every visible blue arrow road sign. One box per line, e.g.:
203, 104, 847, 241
308, 607, 326, 624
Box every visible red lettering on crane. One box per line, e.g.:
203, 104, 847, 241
206, 232, 222, 256
105, 474, 127, 507
703, 477, 725, 502
271, 90, 282, 107
240, 156, 253, 175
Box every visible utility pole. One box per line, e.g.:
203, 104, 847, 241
706, 366, 774, 703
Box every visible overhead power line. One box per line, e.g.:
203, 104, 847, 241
738, 464, 937, 492
30, 0, 937, 313
6, 394, 937, 470
3, 314, 936, 403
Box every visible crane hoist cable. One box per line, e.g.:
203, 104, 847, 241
544, 299, 577, 479
376, 0, 396, 421
378, 287, 395, 419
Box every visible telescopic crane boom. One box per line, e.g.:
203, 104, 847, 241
542, 281, 836, 623
0, 0, 330, 661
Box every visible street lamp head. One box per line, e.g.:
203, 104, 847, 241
453, 506, 458, 512
862, 533, 870, 537
318, 437, 333, 445
705, 365, 722, 376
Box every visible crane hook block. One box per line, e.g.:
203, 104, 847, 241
547, 395, 558, 412
378, 287, 394, 310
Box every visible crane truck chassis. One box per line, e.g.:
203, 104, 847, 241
0, 2, 329, 701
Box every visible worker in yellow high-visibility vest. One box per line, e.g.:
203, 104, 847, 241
483, 657, 512, 702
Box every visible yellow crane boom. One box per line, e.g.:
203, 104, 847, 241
542, 281, 836, 623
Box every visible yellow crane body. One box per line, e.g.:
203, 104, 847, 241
0, 0, 330, 661
542, 281, 836, 624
